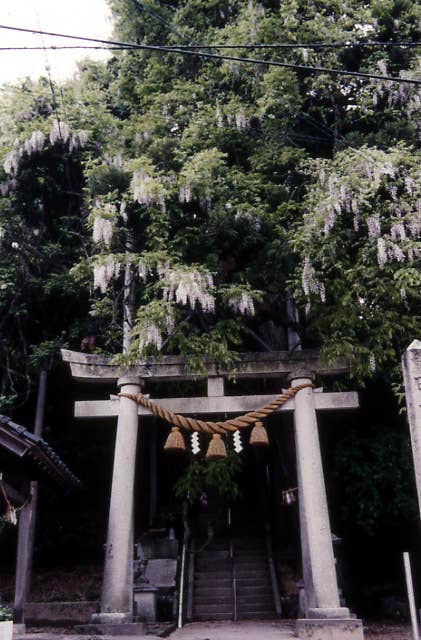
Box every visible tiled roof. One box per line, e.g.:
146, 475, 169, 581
0, 414, 81, 490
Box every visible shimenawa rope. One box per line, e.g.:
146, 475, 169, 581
119, 383, 312, 435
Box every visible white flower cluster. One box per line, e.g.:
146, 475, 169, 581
3, 124, 88, 175
179, 184, 192, 203
24, 130, 45, 155
69, 130, 89, 152
353, 22, 375, 36
138, 306, 174, 353
93, 217, 114, 246
138, 322, 163, 351
131, 170, 166, 211
50, 120, 88, 149
367, 214, 381, 237
3, 129, 45, 173
228, 292, 255, 315
93, 258, 121, 293
302, 256, 326, 302
369, 353, 376, 373
235, 111, 251, 130
164, 268, 215, 312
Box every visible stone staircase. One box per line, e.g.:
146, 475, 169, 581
191, 535, 277, 622
235, 535, 277, 620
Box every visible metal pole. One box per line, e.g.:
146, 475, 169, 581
403, 552, 419, 640
177, 540, 187, 628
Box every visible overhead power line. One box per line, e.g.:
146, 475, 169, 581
1, 40, 420, 52
0, 24, 419, 86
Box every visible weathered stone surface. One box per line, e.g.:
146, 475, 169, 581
296, 618, 364, 640
61, 348, 350, 383
25, 601, 98, 626
75, 391, 358, 419
76, 621, 146, 635
136, 537, 178, 560
133, 588, 157, 622
99, 379, 141, 618
144, 559, 177, 589
292, 377, 343, 613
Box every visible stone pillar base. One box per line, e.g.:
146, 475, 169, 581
12, 624, 26, 635
79, 619, 145, 636
91, 612, 132, 624
133, 586, 158, 622
296, 618, 364, 640
308, 607, 350, 618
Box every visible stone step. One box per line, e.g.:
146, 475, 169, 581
235, 578, 270, 587
194, 588, 232, 595
194, 568, 232, 580
237, 591, 274, 602
235, 566, 269, 580
192, 612, 233, 621
193, 603, 233, 615
238, 611, 277, 620
234, 558, 268, 571
236, 584, 272, 595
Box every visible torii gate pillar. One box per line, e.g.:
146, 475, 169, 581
93, 377, 142, 623
292, 373, 363, 639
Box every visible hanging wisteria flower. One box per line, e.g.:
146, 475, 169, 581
228, 292, 255, 315
138, 322, 163, 352
93, 258, 121, 293
164, 268, 215, 312
24, 130, 45, 155
390, 222, 406, 242
138, 259, 153, 281
377, 237, 388, 267
179, 184, 192, 203
3, 148, 22, 174
131, 169, 166, 211
50, 120, 71, 144
93, 217, 113, 246
367, 214, 381, 237
302, 256, 324, 300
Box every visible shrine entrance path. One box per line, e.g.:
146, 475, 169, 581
170, 620, 295, 639
17, 621, 413, 639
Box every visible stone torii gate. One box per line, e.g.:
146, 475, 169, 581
61, 348, 364, 640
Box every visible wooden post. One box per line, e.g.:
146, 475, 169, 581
14, 369, 47, 629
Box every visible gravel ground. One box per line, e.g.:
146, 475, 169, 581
18, 621, 415, 639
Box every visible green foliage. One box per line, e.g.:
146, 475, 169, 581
291, 144, 420, 382
334, 425, 418, 536
174, 453, 242, 506
0, 604, 12, 621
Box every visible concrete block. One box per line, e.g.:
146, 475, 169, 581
144, 559, 177, 588
296, 618, 364, 640
133, 587, 157, 622
308, 607, 351, 618
76, 622, 146, 635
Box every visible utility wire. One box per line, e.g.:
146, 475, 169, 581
1, 41, 420, 51
0, 24, 419, 85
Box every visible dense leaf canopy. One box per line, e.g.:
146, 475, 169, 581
0, 0, 420, 399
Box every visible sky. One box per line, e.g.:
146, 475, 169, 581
0, 0, 112, 86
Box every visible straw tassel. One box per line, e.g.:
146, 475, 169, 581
249, 421, 269, 447
205, 434, 227, 459
164, 426, 186, 453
